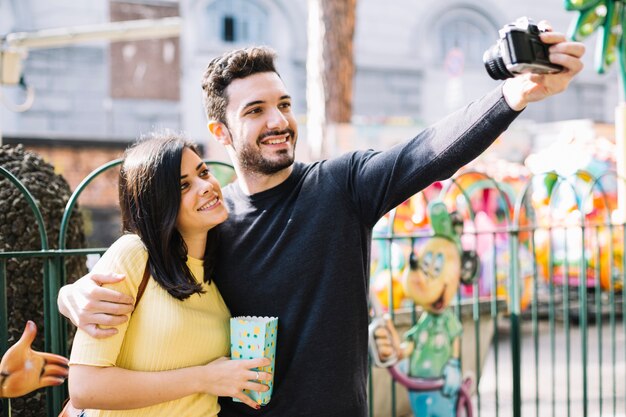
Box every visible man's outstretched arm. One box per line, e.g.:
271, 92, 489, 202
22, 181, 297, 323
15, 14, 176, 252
57, 272, 134, 338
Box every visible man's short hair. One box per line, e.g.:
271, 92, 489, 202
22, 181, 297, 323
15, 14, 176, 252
201, 46, 278, 123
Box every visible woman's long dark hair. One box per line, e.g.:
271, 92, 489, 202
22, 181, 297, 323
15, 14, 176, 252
119, 132, 218, 300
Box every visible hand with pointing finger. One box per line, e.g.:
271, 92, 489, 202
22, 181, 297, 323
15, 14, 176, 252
0, 321, 69, 398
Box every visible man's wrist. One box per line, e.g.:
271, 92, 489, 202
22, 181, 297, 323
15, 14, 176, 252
502, 79, 528, 111
57, 284, 73, 319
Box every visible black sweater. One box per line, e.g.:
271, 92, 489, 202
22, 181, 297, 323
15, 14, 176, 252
216, 86, 520, 417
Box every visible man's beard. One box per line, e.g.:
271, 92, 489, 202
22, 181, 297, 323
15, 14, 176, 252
236, 129, 296, 176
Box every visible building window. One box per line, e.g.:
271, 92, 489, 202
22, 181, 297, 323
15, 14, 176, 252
205, 0, 268, 44
223, 16, 235, 42
434, 8, 496, 69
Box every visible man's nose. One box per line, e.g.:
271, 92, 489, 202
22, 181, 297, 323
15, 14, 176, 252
267, 108, 288, 130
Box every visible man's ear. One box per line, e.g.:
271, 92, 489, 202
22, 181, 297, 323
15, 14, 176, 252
207, 121, 232, 146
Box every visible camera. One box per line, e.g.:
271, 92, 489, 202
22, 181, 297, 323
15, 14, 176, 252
483, 17, 563, 80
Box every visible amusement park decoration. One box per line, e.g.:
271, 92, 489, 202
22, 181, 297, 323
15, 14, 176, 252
370, 201, 476, 417
565, 0, 625, 83
370, 196, 430, 311
565, 0, 626, 219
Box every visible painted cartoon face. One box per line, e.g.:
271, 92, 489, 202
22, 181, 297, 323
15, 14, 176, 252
402, 236, 461, 314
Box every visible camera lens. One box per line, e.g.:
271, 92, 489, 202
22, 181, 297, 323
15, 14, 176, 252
482, 44, 513, 80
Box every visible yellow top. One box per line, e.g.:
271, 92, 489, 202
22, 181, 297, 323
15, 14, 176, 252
70, 234, 231, 417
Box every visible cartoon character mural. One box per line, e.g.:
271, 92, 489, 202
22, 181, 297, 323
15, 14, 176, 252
0, 321, 69, 398
370, 195, 430, 312
370, 201, 476, 417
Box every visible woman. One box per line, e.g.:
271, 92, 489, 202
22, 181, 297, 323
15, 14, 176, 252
68, 133, 269, 415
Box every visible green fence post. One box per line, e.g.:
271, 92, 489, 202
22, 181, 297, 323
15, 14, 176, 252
491, 231, 499, 417
46, 255, 66, 414
594, 226, 603, 416
531, 225, 540, 417
579, 221, 589, 417
509, 230, 522, 417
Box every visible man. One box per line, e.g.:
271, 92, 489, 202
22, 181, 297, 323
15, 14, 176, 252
58, 27, 584, 416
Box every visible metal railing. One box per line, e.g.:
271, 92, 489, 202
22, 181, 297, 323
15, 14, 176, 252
369, 170, 625, 417
0, 159, 235, 416
1, 160, 624, 416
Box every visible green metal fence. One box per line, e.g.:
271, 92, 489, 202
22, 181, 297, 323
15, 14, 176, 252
1, 160, 624, 417
369, 170, 624, 417
0, 158, 235, 416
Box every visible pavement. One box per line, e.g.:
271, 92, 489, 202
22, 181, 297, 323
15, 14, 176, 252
477, 317, 626, 417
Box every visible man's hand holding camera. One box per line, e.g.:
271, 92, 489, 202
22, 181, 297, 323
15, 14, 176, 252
500, 21, 585, 111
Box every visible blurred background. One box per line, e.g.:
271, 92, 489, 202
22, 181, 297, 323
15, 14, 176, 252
0, 0, 619, 247
2, 2, 625, 416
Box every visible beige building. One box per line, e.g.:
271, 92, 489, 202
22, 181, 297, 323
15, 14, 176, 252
179, 0, 618, 160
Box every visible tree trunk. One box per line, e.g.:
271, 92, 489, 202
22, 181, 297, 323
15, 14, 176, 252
306, 0, 356, 159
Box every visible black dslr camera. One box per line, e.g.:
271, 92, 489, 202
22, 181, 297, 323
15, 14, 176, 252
483, 17, 563, 80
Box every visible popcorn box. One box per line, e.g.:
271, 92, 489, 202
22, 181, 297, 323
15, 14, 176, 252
230, 316, 278, 406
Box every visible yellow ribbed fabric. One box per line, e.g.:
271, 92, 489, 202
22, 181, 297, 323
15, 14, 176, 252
69, 234, 231, 417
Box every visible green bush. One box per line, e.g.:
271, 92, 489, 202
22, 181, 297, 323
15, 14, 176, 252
0, 144, 87, 417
